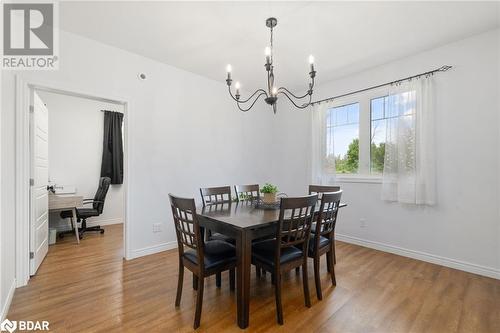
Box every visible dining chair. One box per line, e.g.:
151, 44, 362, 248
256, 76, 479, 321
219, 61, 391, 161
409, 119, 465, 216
308, 184, 341, 266
199, 186, 235, 243
200, 186, 232, 206
308, 184, 341, 196
169, 194, 237, 329
307, 190, 342, 300
199, 186, 235, 287
234, 184, 260, 202
251, 194, 318, 325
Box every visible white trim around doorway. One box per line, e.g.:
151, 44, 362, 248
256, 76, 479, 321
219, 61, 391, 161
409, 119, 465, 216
15, 75, 132, 287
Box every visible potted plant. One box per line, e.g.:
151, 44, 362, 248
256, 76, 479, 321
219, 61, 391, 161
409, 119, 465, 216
260, 183, 279, 204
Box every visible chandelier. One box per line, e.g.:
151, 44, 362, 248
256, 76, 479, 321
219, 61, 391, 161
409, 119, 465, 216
225, 17, 316, 113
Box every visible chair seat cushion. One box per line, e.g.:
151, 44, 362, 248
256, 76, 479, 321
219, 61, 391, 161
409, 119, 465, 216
75, 208, 99, 218
209, 232, 236, 245
302, 234, 330, 256
252, 239, 303, 267
184, 240, 236, 270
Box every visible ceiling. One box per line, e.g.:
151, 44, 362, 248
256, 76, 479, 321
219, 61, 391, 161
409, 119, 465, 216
60, 1, 500, 91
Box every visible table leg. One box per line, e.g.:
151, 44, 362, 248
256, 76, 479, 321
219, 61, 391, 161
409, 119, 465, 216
72, 208, 80, 244
236, 231, 251, 328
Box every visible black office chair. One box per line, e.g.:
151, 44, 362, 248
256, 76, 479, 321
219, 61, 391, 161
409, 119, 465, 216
59, 177, 111, 239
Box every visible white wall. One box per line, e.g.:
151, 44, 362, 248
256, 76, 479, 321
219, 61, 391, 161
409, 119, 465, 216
0, 28, 274, 310
37, 91, 125, 229
274, 29, 500, 278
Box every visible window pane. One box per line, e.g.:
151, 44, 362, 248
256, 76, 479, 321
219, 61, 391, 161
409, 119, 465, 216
370, 96, 388, 174
326, 103, 359, 174
335, 106, 348, 126
371, 119, 386, 173
371, 97, 384, 120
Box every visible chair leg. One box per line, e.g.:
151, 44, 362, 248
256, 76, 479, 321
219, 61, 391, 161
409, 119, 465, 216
193, 274, 198, 290
313, 256, 322, 300
216, 272, 221, 288
271, 272, 275, 285
326, 252, 332, 273
274, 271, 283, 325
256, 265, 261, 278
302, 261, 311, 308
229, 268, 235, 291
175, 261, 184, 306
295, 267, 300, 275
193, 276, 204, 329
329, 250, 336, 286
333, 239, 337, 265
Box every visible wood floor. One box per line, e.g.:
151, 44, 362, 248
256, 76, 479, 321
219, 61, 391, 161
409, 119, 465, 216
8, 224, 500, 332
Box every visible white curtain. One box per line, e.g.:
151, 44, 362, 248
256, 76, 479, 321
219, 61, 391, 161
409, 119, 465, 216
381, 76, 436, 205
311, 101, 336, 184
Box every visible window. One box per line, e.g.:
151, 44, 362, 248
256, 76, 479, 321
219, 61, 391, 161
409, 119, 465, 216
316, 88, 395, 180
370, 96, 389, 174
326, 103, 359, 174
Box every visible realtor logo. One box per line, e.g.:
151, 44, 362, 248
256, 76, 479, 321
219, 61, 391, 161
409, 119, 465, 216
0, 319, 17, 333
1, 1, 59, 69
0, 319, 49, 332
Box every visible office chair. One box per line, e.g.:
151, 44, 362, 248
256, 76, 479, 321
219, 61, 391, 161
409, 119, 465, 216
59, 177, 112, 239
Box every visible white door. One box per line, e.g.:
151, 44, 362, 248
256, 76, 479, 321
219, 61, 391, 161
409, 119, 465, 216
30, 92, 49, 275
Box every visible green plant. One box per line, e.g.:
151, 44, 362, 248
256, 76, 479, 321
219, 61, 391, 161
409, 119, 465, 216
260, 183, 278, 194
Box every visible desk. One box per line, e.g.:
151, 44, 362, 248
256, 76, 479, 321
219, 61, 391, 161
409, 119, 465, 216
49, 194, 83, 244
197, 201, 347, 329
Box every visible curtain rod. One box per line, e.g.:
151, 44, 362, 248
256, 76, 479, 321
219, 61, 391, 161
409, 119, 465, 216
310, 65, 452, 106
100, 109, 123, 113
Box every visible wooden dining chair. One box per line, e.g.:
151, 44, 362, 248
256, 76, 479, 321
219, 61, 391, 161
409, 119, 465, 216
169, 194, 237, 329
308, 184, 341, 196
200, 186, 232, 206
199, 186, 234, 243
251, 194, 318, 324
234, 184, 260, 202
199, 186, 235, 287
308, 184, 341, 266
307, 190, 342, 300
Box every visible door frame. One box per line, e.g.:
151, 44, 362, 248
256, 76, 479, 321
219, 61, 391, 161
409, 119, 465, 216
15, 75, 131, 287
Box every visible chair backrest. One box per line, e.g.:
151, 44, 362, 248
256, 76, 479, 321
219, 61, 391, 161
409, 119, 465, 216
314, 191, 342, 239
93, 177, 111, 214
276, 194, 318, 257
200, 186, 232, 206
169, 194, 203, 258
234, 184, 260, 202
308, 184, 341, 196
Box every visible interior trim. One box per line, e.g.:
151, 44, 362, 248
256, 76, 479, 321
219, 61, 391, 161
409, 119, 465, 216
336, 233, 500, 280
0, 278, 16, 321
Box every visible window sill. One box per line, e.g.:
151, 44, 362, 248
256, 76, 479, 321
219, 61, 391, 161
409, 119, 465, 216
335, 175, 382, 184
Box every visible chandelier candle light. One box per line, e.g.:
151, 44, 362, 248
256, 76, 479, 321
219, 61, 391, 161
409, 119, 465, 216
226, 17, 316, 113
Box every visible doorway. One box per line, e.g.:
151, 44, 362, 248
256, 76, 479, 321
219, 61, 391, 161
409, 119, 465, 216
15, 77, 130, 285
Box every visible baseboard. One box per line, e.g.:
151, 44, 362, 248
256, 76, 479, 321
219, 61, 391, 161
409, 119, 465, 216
1, 278, 16, 321
86, 218, 123, 227
336, 233, 500, 280
127, 241, 177, 260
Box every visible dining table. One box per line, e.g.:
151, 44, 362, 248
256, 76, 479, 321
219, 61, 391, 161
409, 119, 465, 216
197, 200, 347, 329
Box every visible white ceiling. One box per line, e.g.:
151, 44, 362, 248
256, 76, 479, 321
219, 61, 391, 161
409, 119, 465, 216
60, 1, 499, 91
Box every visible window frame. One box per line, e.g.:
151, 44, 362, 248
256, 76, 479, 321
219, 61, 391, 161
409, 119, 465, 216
322, 87, 389, 183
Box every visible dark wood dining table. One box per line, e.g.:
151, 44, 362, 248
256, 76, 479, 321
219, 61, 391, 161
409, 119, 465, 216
197, 200, 347, 329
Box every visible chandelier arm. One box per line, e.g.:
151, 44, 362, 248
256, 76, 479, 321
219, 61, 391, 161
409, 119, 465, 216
277, 87, 310, 100
277, 77, 315, 100
278, 90, 313, 109
236, 92, 267, 112
228, 87, 268, 103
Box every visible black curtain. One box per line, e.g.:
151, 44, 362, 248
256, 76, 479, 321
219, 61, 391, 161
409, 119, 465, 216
100, 111, 124, 184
